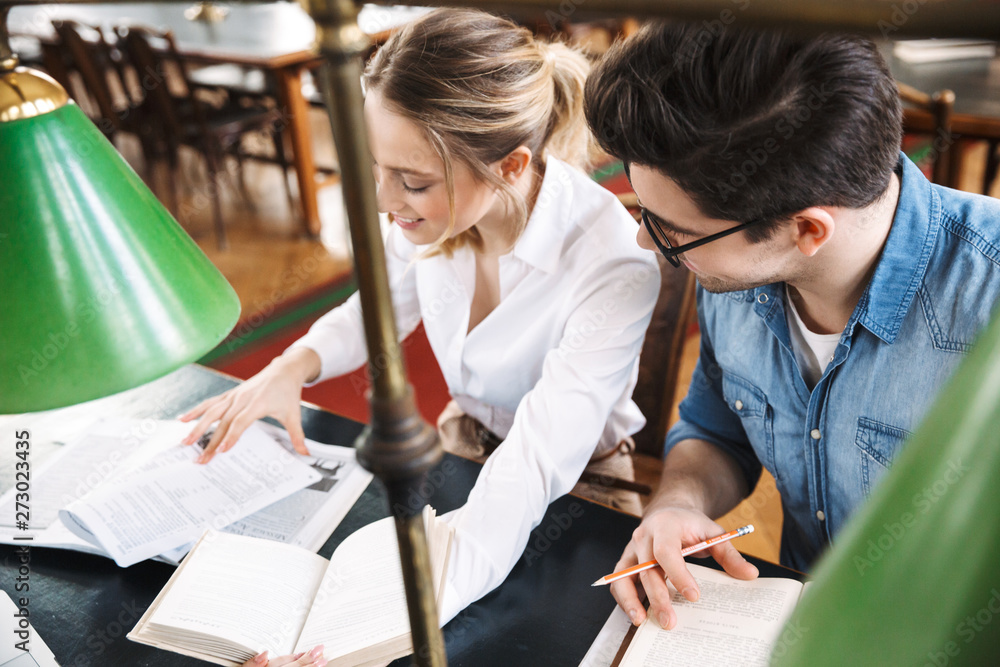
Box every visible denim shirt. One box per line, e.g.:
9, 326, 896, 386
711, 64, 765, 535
666, 153, 1000, 572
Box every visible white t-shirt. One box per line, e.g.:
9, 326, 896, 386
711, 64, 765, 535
289, 157, 661, 622
784, 285, 841, 390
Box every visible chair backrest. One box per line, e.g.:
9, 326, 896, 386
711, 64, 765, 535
52, 20, 119, 132
898, 81, 958, 188
615, 193, 699, 458
632, 260, 697, 457
114, 25, 190, 142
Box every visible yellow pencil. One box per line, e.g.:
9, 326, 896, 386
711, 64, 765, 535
591, 525, 754, 586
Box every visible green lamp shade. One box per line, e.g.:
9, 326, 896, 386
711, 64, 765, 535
772, 307, 1000, 665
1, 102, 240, 413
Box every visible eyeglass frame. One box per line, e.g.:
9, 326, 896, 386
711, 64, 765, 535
622, 162, 764, 268
639, 207, 763, 268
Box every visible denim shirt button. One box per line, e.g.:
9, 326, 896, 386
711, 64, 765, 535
757, 293, 769, 304
816, 510, 826, 521
810, 428, 821, 440
734, 400, 744, 411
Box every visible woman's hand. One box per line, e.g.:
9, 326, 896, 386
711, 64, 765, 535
242, 645, 327, 666
180, 348, 322, 464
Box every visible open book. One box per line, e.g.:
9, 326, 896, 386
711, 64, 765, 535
0, 418, 372, 567
612, 563, 809, 667
129, 507, 453, 667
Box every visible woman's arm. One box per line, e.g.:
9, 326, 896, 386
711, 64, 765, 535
183, 223, 423, 462
439, 251, 661, 622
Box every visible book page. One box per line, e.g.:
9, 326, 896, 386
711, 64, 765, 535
58, 422, 321, 566
220, 423, 373, 550
159, 424, 374, 563
295, 507, 452, 664
133, 531, 329, 663
0, 417, 173, 539
618, 564, 803, 667
0, 590, 59, 666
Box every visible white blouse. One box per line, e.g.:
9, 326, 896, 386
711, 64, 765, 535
290, 158, 661, 621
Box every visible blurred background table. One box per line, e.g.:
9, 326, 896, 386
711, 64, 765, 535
8, 2, 431, 237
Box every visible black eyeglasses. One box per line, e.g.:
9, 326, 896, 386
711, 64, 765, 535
621, 161, 761, 268
639, 207, 761, 268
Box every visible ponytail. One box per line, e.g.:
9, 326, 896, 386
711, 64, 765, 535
537, 40, 600, 172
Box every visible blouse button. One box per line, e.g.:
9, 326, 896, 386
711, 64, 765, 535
734, 400, 744, 411
810, 428, 822, 440
816, 510, 826, 521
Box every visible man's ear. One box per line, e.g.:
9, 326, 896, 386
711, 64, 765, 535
789, 207, 836, 257
498, 146, 533, 183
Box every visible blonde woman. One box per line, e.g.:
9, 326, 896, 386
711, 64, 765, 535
186, 10, 658, 662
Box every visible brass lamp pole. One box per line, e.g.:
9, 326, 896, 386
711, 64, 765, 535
0, 7, 11, 68
304, 1, 447, 665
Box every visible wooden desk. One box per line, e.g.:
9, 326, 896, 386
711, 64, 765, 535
883, 43, 1000, 140
0, 365, 798, 666
882, 42, 1000, 191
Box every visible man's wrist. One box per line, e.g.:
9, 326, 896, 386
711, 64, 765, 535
643, 488, 708, 518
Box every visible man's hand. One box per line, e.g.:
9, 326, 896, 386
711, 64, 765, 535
611, 506, 759, 630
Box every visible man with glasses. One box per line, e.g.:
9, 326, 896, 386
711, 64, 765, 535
585, 24, 1000, 632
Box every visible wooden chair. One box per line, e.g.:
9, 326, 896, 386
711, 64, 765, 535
984, 139, 999, 195
115, 24, 296, 249
898, 81, 959, 189
51, 20, 165, 184
616, 192, 699, 459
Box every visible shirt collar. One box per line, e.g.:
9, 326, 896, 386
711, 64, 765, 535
854, 152, 941, 344
510, 157, 574, 274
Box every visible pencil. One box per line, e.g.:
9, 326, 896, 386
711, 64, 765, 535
591, 524, 754, 586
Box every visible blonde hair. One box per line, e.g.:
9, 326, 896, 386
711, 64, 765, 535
363, 8, 597, 256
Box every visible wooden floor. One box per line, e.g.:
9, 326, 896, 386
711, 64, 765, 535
145, 130, 997, 567
116, 108, 353, 322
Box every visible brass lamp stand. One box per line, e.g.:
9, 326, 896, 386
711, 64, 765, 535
305, 1, 447, 664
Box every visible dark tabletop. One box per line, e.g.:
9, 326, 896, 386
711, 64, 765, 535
0, 365, 797, 667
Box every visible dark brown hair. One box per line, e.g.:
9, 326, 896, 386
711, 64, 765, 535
585, 23, 903, 242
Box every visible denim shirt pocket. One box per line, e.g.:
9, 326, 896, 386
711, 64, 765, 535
721, 373, 776, 480
855, 417, 911, 496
